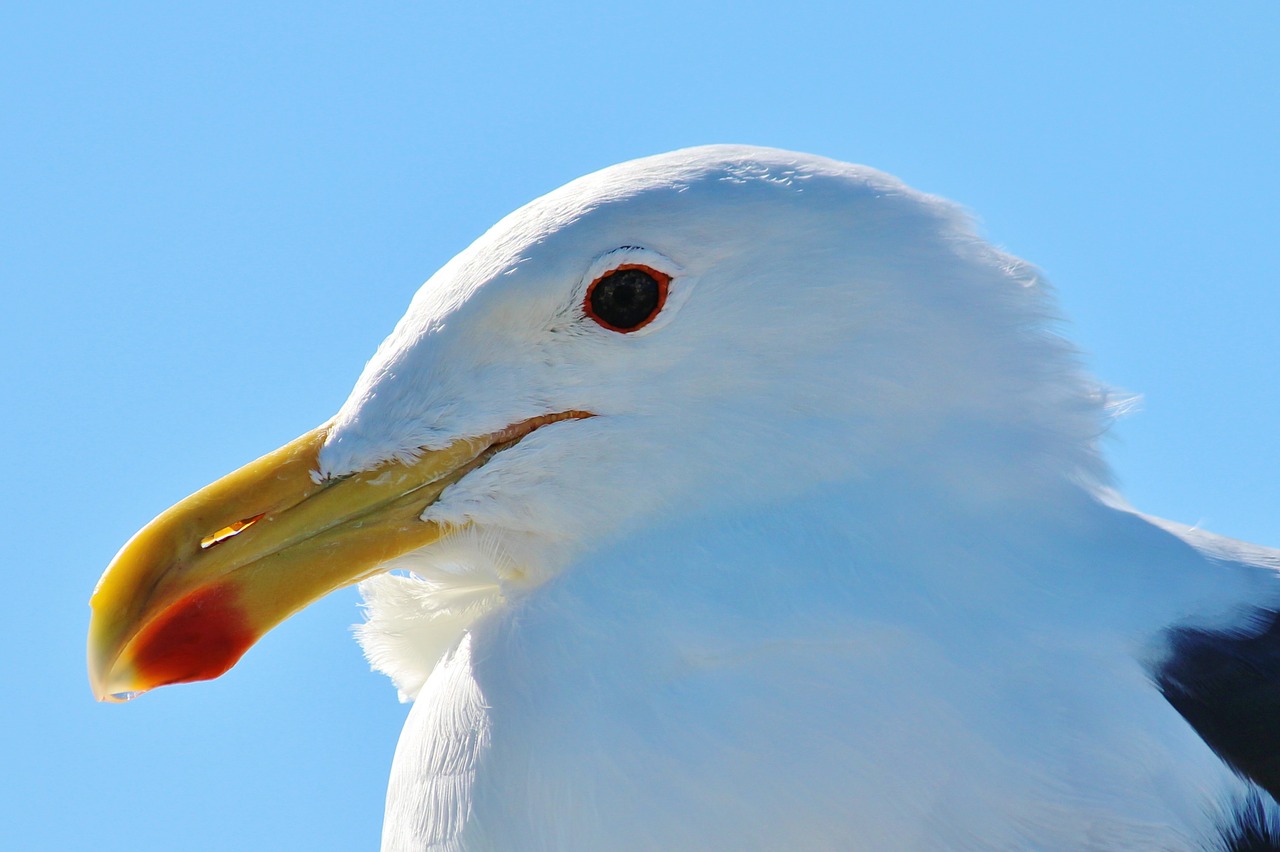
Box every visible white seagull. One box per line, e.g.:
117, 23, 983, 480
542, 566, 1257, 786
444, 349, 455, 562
90, 146, 1280, 851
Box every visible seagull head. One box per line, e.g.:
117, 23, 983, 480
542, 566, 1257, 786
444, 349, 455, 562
88, 145, 1106, 702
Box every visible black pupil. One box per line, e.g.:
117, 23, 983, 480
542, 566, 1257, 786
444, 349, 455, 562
590, 268, 660, 330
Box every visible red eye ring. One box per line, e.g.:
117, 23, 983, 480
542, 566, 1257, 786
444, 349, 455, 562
583, 264, 671, 333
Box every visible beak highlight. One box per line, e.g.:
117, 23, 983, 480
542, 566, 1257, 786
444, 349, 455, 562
88, 412, 590, 702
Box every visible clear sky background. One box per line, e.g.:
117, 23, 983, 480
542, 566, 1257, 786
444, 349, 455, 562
3, 2, 1277, 849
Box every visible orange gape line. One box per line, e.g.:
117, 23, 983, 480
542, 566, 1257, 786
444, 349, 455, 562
129, 584, 255, 688
489, 410, 596, 446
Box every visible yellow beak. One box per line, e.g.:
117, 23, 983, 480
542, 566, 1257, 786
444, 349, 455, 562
88, 412, 589, 702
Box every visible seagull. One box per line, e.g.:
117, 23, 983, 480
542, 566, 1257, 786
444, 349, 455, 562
89, 146, 1280, 851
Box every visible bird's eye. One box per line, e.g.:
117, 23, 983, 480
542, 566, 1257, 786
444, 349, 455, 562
584, 265, 670, 333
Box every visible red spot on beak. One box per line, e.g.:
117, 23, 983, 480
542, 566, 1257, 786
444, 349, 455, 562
130, 585, 256, 688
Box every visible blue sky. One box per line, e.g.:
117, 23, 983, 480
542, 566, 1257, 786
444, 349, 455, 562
3, 2, 1277, 849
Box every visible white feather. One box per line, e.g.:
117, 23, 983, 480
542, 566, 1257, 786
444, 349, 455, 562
357, 573, 500, 703
323, 146, 1280, 849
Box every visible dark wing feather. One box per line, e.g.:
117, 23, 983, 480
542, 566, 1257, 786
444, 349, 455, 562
1156, 608, 1280, 802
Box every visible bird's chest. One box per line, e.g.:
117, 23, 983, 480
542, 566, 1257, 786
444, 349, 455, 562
382, 605, 1239, 852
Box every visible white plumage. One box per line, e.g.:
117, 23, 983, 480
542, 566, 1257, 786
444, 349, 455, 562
280, 147, 1280, 848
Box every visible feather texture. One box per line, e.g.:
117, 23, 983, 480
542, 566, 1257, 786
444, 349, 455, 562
325, 146, 1280, 849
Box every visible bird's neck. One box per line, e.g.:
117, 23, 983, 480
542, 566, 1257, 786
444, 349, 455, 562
535, 465, 1232, 660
